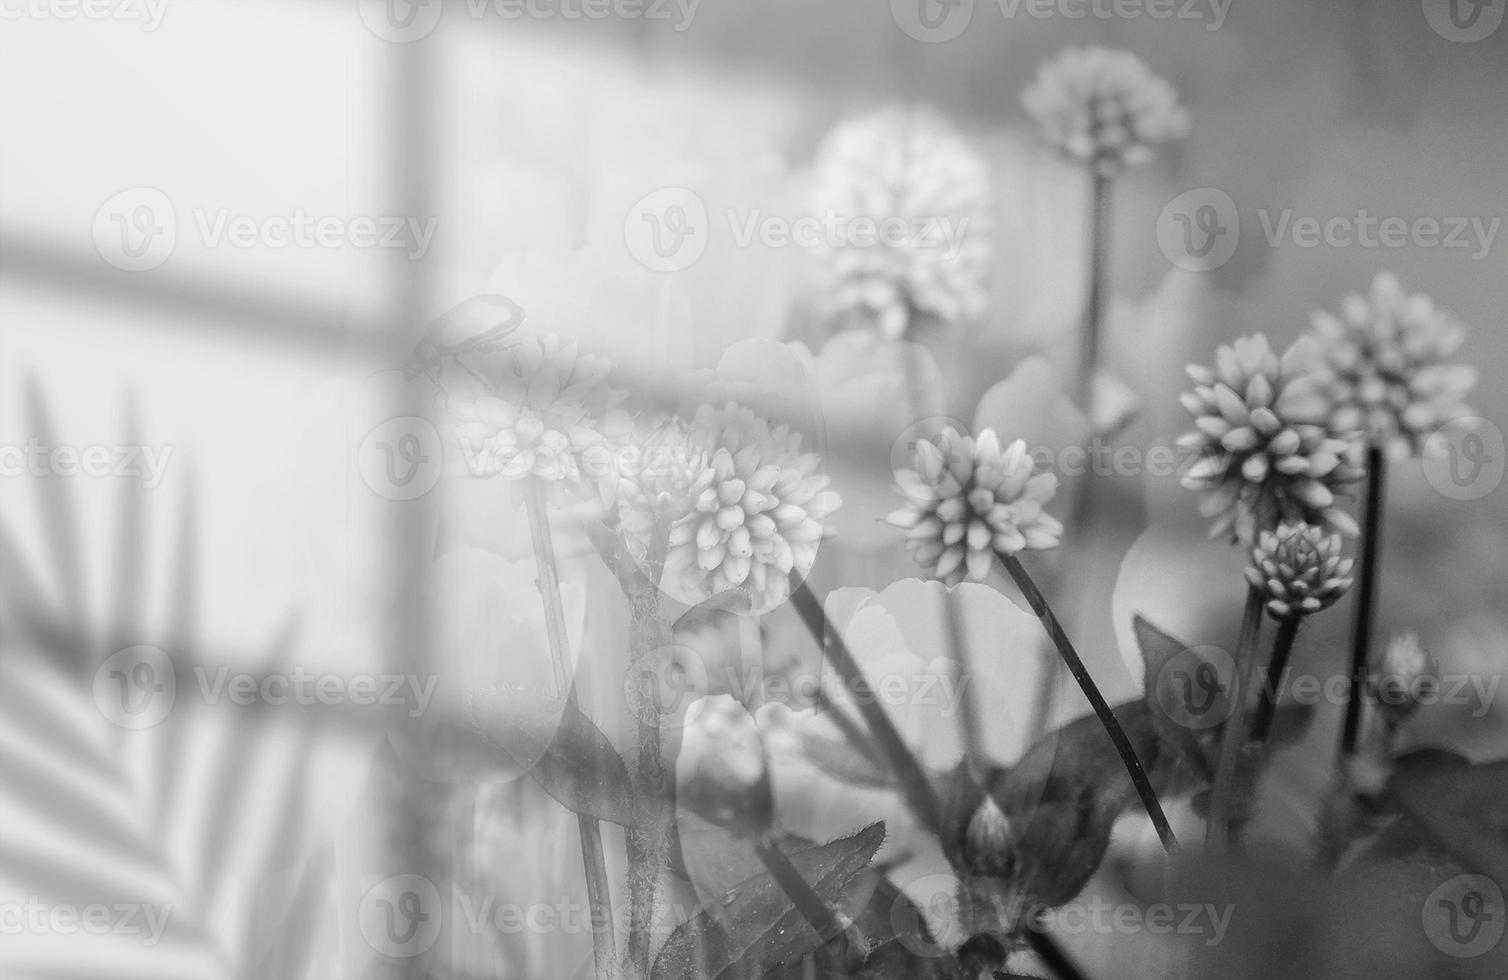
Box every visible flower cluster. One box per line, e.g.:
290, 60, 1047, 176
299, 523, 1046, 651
808, 104, 992, 340
1370, 632, 1438, 719
889, 428, 1062, 585
1179, 334, 1365, 543
450, 333, 629, 500
1243, 522, 1354, 621
621, 402, 840, 615
1022, 47, 1190, 177
1309, 273, 1478, 459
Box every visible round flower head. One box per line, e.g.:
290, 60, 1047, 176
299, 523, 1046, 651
450, 333, 628, 500
1370, 632, 1438, 720
1022, 47, 1190, 178
888, 428, 1062, 585
1179, 334, 1366, 543
642, 402, 840, 615
1310, 273, 1478, 459
808, 104, 992, 341
1243, 522, 1354, 620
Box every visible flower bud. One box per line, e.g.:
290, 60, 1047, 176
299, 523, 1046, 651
1370, 632, 1437, 721
962, 794, 1015, 877
1243, 522, 1355, 620
677, 695, 773, 836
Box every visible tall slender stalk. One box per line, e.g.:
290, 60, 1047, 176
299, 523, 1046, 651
1341, 446, 1386, 757
522, 481, 618, 980
997, 554, 1177, 851
1250, 616, 1301, 746
1207, 586, 1264, 852
753, 836, 869, 970
1079, 169, 1112, 413
788, 574, 944, 833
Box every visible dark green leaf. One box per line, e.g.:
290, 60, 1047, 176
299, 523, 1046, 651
470, 687, 640, 826
652, 823, 886, 980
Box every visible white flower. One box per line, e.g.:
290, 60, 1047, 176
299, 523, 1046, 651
1310, 273, 1478, 459
1022, 47, 1190, 177
678, 695, 772, 835
627, 402, 840, 615
449, 333, 628, 500
808, 104, 992, 340
888, 428, 1062, 586
1178, 334, 1365, 543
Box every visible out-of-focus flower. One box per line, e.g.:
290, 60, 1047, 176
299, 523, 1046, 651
629, 402, 839, 615
808, 104, 992, 340
678, 694, 773, 836
964, 795, 1015, 877
449, 333, 630, 503
1310, 273, 1478, 459
889, 428, 1062, 585
1243, 522, 1354, 620
1179, 334, 1365, 543
1022, 47, 1190, 178
1370, 632, 1438, 721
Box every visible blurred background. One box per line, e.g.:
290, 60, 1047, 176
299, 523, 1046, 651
1, 1, 1506, 977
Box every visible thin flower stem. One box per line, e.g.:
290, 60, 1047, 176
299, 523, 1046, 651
788, 574, 945, 833
754, 836, 870, 971
522, 480, 619, 980
1026, 928, 1092, 980
1341, 446, 1387, 757
1250, 616, 1301, 746
998, 554, 1177, 851
1207, 586, 1264, 852
1079, 169, 1112, 411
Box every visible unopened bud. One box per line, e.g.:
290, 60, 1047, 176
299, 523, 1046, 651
963, 794, 1015, 877
1370, 633, 1437, 720
677, 695, 773, 836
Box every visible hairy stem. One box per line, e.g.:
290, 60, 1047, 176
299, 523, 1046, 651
1207, 586, 1264, 852
789, 574, 944, 833
1341, 446, 1386, 757
754, 836, 869, 970
522, 481, 619, 980
998, 554, 1177, 851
